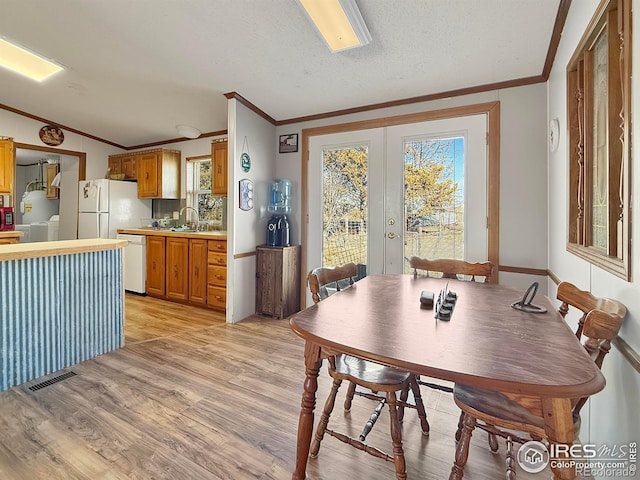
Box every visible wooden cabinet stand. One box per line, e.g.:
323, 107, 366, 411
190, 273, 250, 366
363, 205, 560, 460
255, 245, 300, 319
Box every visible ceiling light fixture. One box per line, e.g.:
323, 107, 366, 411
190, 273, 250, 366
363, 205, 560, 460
297, 0, 371, 52
0, 37, 63, 81
176, 125, 201, 139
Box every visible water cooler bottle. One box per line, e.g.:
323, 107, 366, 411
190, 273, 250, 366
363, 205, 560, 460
266, 179, 291, 247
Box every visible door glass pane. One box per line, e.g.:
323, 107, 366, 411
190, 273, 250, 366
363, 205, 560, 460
403, 136, 464, 272
322, 145, 368, 268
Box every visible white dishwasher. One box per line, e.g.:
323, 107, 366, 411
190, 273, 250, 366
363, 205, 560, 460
116, 234, 146, 294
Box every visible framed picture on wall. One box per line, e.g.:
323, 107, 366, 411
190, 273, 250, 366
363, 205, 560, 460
279, 134, 298, 153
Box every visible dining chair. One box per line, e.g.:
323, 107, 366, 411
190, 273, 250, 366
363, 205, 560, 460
409, 256, 495, 283
449, 282, 626, 479
308, 263, 430, 480
408, 257, 495, 395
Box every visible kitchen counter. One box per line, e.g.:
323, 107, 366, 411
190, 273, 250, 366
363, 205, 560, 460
0, 238, 126, 261
117, 228, 227, 240
0, 231, 24, 244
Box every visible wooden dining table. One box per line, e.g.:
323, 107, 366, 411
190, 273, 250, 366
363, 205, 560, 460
289, 274, 605, 480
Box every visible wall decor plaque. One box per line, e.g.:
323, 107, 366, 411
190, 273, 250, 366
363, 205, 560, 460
39, 125, 64, 146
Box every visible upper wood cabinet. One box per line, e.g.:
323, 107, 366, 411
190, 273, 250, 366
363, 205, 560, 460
212, 141, 228, 195
137, 149, 181, 199
46, 164, 60, 199
108, 153, 137, 180
0, 138, 15, 195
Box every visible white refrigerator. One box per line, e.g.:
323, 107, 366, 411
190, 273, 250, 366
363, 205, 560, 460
78, 179, 151, 239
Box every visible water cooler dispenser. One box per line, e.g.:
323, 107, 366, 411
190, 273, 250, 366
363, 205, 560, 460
266, 179, 291, 247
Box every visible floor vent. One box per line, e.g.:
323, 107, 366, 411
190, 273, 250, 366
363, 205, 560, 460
28, 371, 77, 392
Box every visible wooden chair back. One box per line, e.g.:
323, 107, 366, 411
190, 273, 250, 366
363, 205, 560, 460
556, 281, 627, 340
308, 262, 358, 304
556, 282, 626, 418
409, 257, 495, 283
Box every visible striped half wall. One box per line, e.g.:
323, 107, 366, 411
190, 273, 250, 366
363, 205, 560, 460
0, 248, 124, 391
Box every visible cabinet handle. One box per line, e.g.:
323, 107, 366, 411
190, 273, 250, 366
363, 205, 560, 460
152, 261, 156, 270
174, 265, 178, 277
215, 295, 223, 301
145, 172, 149, 180
195, 267, 199, 276
216, 274, 223, 280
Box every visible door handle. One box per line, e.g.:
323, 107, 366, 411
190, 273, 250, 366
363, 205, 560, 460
387, 232, 399, 239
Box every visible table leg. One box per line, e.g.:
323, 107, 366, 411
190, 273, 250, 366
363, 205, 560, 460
292, 341, 322, 480
542, 397, 576, 480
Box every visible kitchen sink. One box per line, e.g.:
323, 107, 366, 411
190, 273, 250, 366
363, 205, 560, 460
169, 227, 197, 232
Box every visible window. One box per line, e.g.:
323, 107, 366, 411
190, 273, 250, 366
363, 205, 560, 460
186, 156, 224, 226
566, 0, 631, 280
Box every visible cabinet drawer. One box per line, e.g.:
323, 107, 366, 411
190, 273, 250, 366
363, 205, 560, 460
208, 251, 226, 266
208, 265, 226, 287
208, 239, 227, 253
207, 286, 226, 308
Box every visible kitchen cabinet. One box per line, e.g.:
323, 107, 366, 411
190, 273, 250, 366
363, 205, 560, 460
189, 238, 208, 305
0, 238, 19, 245
211, 141, 228, 195
146, 236, 166, 297
46, 164, 60, 199
207, 238, 227, 311
107, 153, 137, 180
166, 237, 189, 301
255, 245, 300, 319
140, 231, 227, 311
0, 138, 14, 195
137, 149, 181, 199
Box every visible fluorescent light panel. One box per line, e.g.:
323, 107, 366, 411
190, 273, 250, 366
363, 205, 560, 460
0, 37, 63, 81
298, 0, 371, 52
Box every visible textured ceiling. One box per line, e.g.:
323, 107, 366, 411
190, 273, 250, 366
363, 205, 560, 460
0, 0, 560, 148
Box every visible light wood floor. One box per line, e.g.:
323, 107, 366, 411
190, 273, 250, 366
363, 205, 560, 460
0, 294, 564, 479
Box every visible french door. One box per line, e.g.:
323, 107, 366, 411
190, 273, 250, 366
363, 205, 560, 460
307, 114, 488, 281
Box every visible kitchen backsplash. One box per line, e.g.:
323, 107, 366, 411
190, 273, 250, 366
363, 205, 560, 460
152, 197, 227, 229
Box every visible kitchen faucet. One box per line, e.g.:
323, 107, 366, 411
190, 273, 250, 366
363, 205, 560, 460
179, 206, 200, 231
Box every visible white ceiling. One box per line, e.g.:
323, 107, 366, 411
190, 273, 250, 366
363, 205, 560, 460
1, 0, 560, 148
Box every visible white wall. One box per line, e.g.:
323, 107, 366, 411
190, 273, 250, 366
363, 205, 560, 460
274, 83, 549, 291
548, 0, 640, 460
228, 99, 276, 323
1, 108, 117, 203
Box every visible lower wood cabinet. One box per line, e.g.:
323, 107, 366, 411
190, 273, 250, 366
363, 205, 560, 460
207, 239, 227, 311
189, 238, 208, 305
146, 236, 166, 296
255, 245, 300, 319
166, 237, 189, 301
0, 238, 19, 245
144, 233, 226, 312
